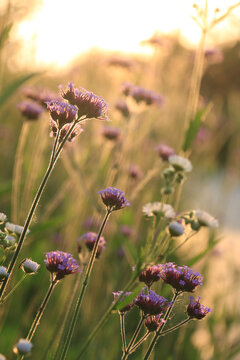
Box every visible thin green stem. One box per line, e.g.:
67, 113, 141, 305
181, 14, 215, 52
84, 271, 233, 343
121, 314, 145, 360
159, 317, 191, 337
120, 313, 127, 353
0, 120, 78, 302
143, 291, 179, 360
50, 128, 61, 165
129, 331, 150, 354
59, 210, 111, 360
0, 274, 27, 304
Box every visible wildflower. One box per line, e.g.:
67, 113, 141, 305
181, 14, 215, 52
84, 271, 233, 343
98, 187, 130, 211
107, 56, 135, 69
115, 99, 130, 118
155, 143, 175, 161
168, 221, 185, 237
59, 82, 108, 121
120, 225, 133, 237
130, 85, 165, 106
44, 251, 81, 280
142, 202, 175, 218
187, 296, 212, 319
17, 101, 43, 120
139, 265, 161, 287
50, 122, 83, 142
77, 232, 106, 259
129, 164, 143, 180
169, 155, 192, 172
0, 213, 7, 223
0, 266, 9, 281
13, 339, 33, 356
159, 263, 203, 293
46, 101, 78, 128
195, 210, 219, 228
135, 290, 170, 315
121, 82, 134, 96
144, 315, 166, 332
112, 291, 134, 313
20, 258, 40, 274
5, 222, 30, 236
102, 126, 121, 141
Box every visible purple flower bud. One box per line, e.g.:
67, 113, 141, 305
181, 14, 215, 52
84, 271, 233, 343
135, 290, 170, 315
144, 315, 166, 332
187, 296, 212, 319
159, 263, 203, 293
77, 232, 106, 259
44, 251, 81, 280
112, 291, 134, 313
18, 101, 43, 120
46, 101, 78, 128
155, 143, 175, 161
139, 265, 161, 287
122, 83, 165, 106
98, 187, 130, 211
129, 164, 143, 180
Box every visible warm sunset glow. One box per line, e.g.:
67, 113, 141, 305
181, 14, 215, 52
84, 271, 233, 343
15, 0, 240, 68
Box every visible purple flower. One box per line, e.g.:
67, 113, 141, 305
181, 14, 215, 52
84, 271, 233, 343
44, 251, 81, 280
59, 82, 108, 121
17, 101, 43, 120
139, 265, 161, 287
135, 290, 170, 315
77, 232, 106, 259
102, 126, 121, 141
120, 225, 133, 237
112, 291, 134, 313
144, 315, 166, 332
155, 143, 175, 161
46, 101, 78, 128
115, 99, 130, 118
129, 164, 143, 180
187, 296, 212, 319
98, 187, 130, 211
159, 263, 203, 293
122, 83, 164, 106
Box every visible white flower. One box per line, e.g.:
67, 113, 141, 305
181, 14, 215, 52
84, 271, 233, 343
21, 259, 40, 274
168, 155, 192, 172
0, 213, 7, 223
142, 202, 175, 218
13, 339, 33, 355
0, 266, 9, 280
0, 354, 6, 360
5, 222, 30, 236
195, 210, 219, 228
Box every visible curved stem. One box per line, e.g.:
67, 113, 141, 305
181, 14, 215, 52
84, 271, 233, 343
129, 331, 150, 354
121, 314, 145, 360
0, 274, 27, 304
59, 210, 111, 360
159, 317, 191, 337
120, 313, 127, 353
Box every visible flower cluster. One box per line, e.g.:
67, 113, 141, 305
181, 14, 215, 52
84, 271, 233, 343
18, 101, 43, 121
144, 315, 166, 332
155, 143, 175, 161
98, 187, 130, 211
59, 82, 108, 120
102, 126, 121, 141
168, 155, 192, 173
187, 296, 212, 319
139, 265, 161, 287
50, 120, 83, 142
47, 101, 78, 128
135, 290, 170, 315
142, 202, 175, 218
115, 99, 130, 118
121, 83, 164, 106
77, 232, 106, 259
112, 291, 134, 313
44, 251, 81, 280
159, 263, 203, 292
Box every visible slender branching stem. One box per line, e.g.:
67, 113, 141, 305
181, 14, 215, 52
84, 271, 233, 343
159, 317, 191, 337
129, 331, 150, 354
121, 314, 146, 360
120, 313, 127, 353
0, 274, 27, 304
59, 209, 111, 360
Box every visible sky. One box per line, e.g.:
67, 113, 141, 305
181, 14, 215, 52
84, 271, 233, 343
14, 0, 240, 68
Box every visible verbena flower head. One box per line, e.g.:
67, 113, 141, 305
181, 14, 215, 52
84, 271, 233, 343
144, 315, 166, 332
115, 99, 130, 118
124, 84, 165, 106
102, 126, 121, 141
50, 121, 83, 142
155, 143, 175, 161
13, 339, 33, 356
168, 155, 192, 172
195, 210, 219, 228
142, 202, 175, 218
187, 296, 212, 319
59, 82, 108, 121
44, 251, 81, 280
135, 290, 170, 315
77, 232, 106, 259
98, 187, 130, 211
139, 265, 161, 287
129, 164, 143, 180
0, 266, 9, 281
17, 101, 43, 120
112, 291, 134, 313
159, 263, 203, 293
46, 100, 78, 128
20, 258, 40, 275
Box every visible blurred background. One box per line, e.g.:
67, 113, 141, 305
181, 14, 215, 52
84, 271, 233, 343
0, 0, 240, 359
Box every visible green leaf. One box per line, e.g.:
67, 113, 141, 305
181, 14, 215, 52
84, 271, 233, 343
0, 73, 41, 107
0, 24, 12, 49
182, 103, 213, 152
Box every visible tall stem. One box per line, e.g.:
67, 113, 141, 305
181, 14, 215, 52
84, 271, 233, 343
120, 313, 127, 353
59, 210, 111, 360
0, 274, 27, 304
121, 314, 145, 360
0, 120, 78, 302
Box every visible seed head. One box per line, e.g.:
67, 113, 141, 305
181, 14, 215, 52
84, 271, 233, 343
20, 258, 40, 275
18, 101, 43, 120
5, 222, 30, 236
0, 266, 9, 281
98, 187, 130, 211
159, 262, 203, 293
44, 251, 81, 280
77, 232, 106, 259
139, 265, 161, 287
187, 296, 212, 319
144, 315, 166, 332
13, 339, 33, 356
0, 213, 7, 223
142, 202, 175, 218
168, 155, 192, 172
47, 101, 78, 128
112, 291, 134, 313
195, 210, 219, 228
135, 290, 170, 315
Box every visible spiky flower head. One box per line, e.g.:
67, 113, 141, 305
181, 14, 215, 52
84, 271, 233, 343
44, 251, 81, 280
59, 82, 108, 121
155, 143, 175, 161
159, 262, 203, 293
124, 84, 165, 106
13, 339, 33, 356
18, 101, 43, 120
20, 258, 40, 275
98, 187, 130, 211
135, 290, 170, 315
195, 210, 219, 228
46, 101, 78, 128
112, 291, 134, 313
139, 265, 161, 287
187, 296, 212, 319
77, 232, 106, 259
168, 155, 192, 172
0, 266, 9, 281
142, 202, 175, 218
144, 315, 166, 332
102, 126, 121, 141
